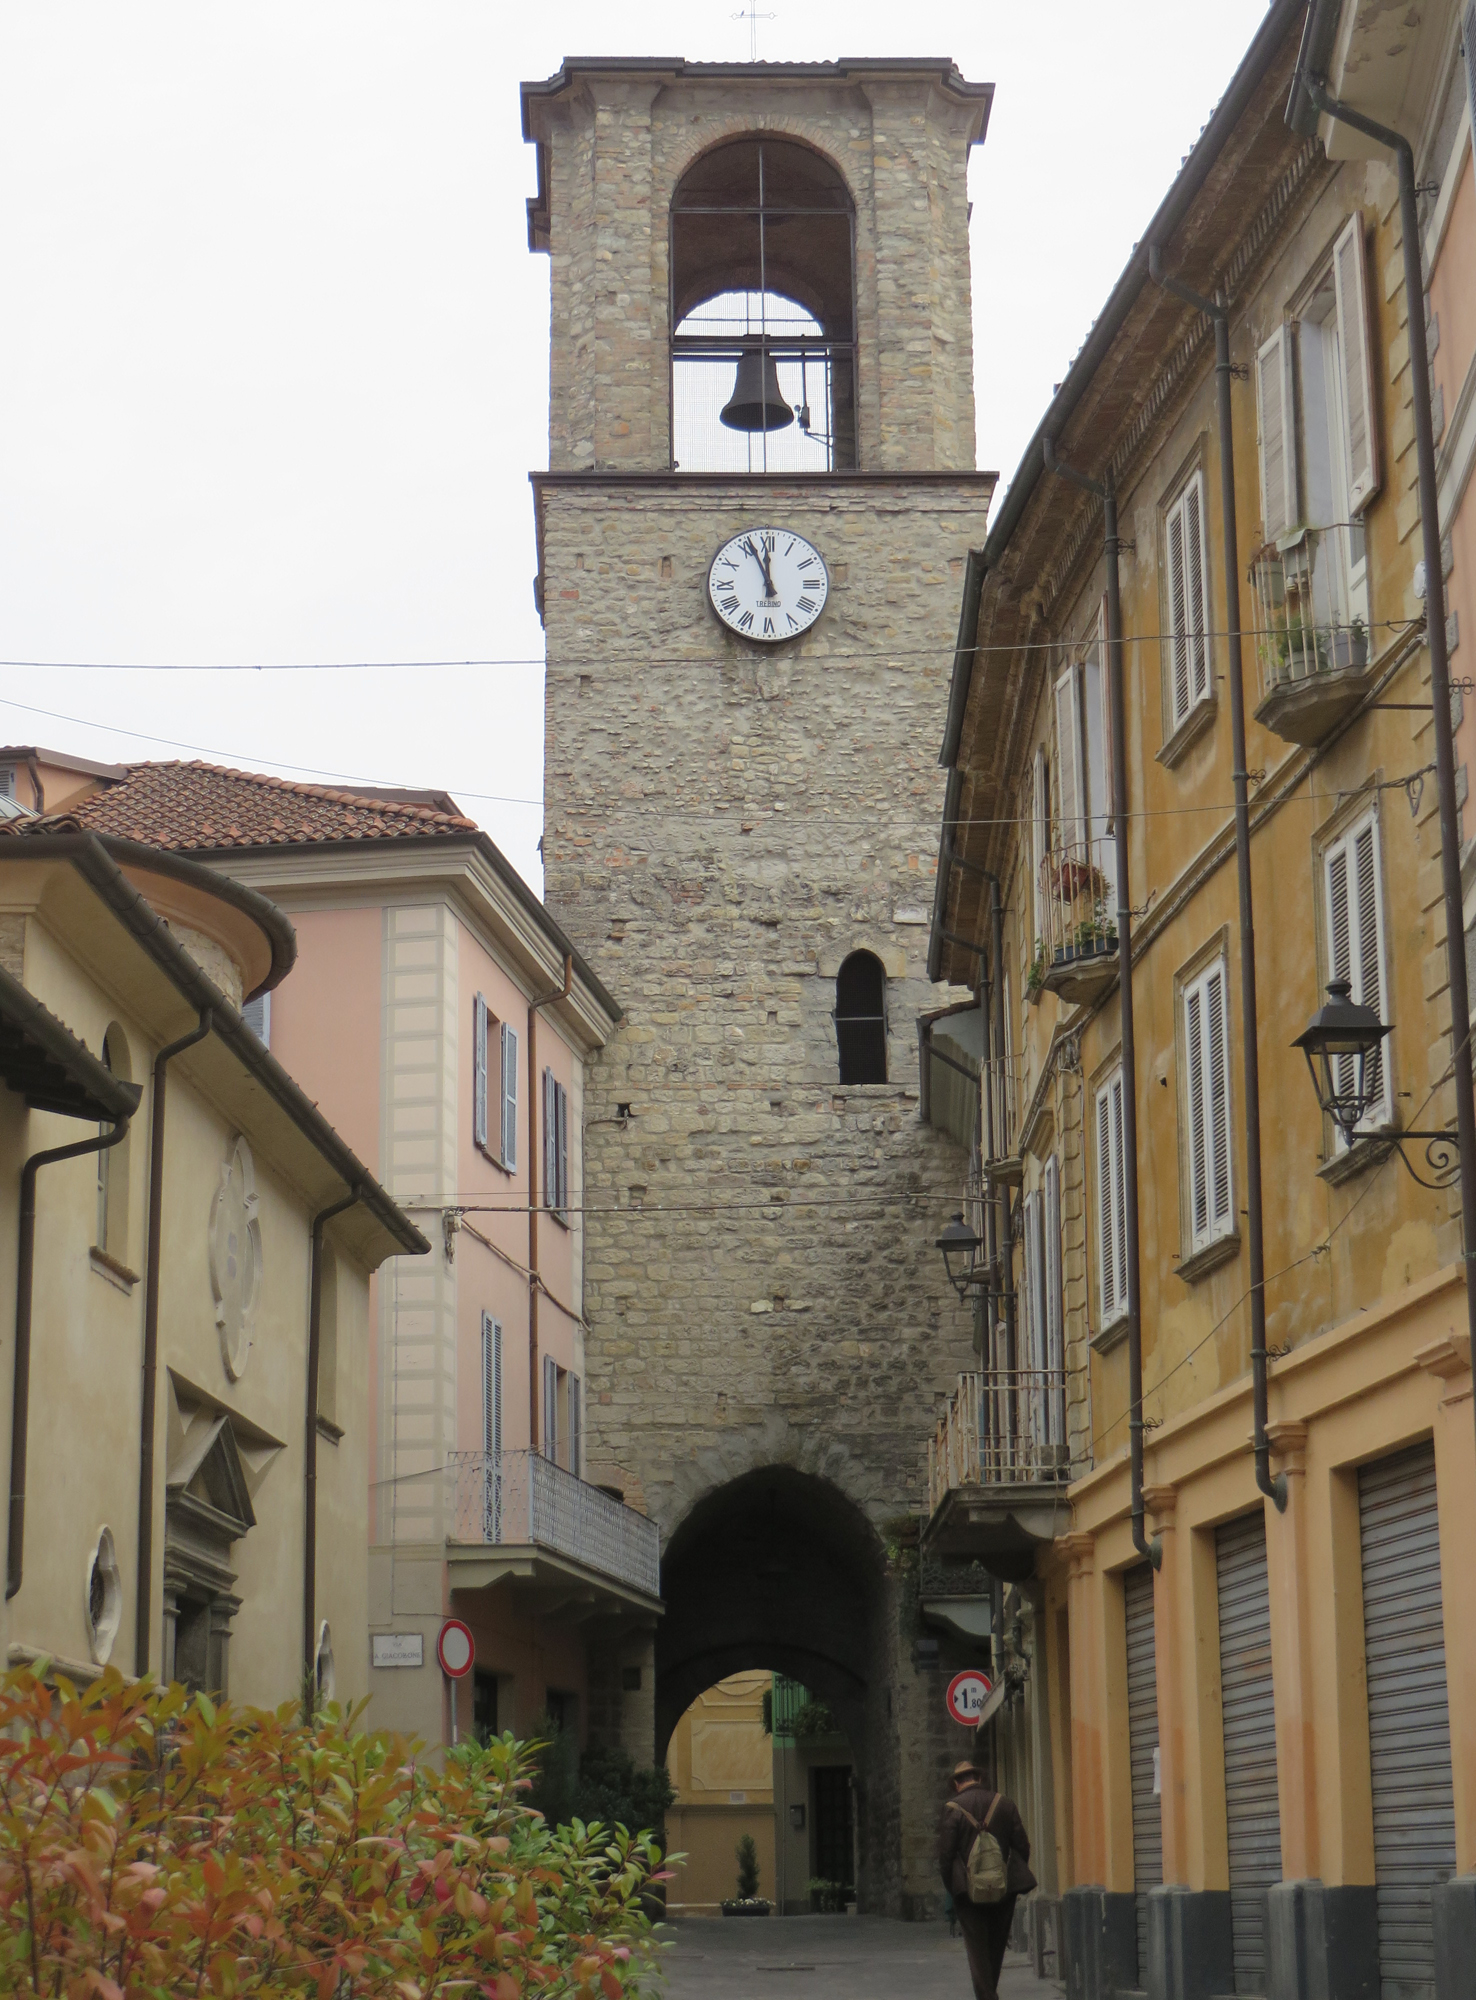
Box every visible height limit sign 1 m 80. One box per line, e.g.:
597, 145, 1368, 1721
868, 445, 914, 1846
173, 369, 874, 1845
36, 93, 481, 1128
945, 1669, 994, 1728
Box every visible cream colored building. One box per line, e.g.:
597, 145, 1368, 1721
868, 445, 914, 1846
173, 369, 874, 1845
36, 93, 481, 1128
0, 825, 424, 1703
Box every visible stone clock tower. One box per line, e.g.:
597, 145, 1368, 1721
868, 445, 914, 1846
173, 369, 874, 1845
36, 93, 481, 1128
522, 57, 995, 1913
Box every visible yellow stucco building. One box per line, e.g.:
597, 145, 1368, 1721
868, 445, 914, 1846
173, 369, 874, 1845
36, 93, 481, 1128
923, 6, 1476, 1998
0, 824, 425, 1702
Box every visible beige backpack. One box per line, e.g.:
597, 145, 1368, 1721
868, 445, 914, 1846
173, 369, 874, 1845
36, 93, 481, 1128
947, 1791, 1009, 1905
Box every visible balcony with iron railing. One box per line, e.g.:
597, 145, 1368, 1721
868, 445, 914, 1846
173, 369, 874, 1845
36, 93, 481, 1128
1031, 834, 1119, 1008
1249, 525, 1372, 745
924, 1370, 1089, 1578
446, 1450, 662, 1607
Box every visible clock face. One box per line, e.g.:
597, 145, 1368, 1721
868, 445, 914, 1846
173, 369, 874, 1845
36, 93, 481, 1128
707, 527, 829, 644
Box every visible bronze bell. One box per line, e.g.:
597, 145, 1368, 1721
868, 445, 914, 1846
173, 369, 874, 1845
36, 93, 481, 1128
720, 350, 794, 432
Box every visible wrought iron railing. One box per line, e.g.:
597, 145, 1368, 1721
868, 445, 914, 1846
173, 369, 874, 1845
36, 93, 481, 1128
1249, 527, 1369, 699
928, 1370, 1085, 1512
447, 1450, 661, 1599
983, 1053, 1027, 1163
1034, 835, 1118, 989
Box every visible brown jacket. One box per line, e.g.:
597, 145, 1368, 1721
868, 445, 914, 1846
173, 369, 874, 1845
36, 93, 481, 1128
937, 1782, 1037, 1903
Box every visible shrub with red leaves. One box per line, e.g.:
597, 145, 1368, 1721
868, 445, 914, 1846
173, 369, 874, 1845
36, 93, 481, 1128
0, 1665, 669, 1997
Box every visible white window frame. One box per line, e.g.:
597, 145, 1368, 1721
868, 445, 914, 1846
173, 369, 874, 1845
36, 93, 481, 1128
1323, 807, 1392, 1145
1165, 468, 1213, 728
1096, 1068, 1128, 1332
1182, 957, 1234, 1253
1256, 323, 1298, 542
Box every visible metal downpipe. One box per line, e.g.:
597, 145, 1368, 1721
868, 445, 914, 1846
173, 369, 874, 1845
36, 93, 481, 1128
1301, 76, 1476, 1492
1148, 248, 1285, 1512
1043, 436, 1159, 1567
9, 1118, 133, 1600
135, 1010, 212, 1674
305, 1185, 362, 1681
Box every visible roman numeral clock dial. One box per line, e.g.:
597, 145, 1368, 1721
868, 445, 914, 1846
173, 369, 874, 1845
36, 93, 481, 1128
707, 528, 830, 643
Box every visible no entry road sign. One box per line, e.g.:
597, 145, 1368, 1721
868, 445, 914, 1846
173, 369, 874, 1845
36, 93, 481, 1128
437, 1618, 475, 1679
945, 1668, 994, 1727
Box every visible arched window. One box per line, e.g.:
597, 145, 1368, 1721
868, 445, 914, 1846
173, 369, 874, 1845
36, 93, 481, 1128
835, 952, 887, 1085
670, 136, 856, 473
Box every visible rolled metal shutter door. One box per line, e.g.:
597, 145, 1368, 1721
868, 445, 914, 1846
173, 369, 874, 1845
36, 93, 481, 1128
1125, 1563, 1162, 1983
1359, 1441, 1456, 2000
1216, 1511, 1281, 1995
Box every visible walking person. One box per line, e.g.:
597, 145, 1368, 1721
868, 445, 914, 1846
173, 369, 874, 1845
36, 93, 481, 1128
938, 1758, 1037, 2000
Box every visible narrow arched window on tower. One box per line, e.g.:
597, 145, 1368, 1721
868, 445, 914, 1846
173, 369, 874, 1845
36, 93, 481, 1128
835, 951, 887, 1085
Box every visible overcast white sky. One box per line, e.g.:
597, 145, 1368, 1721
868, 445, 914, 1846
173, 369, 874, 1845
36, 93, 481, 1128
0, 2, 1271, 893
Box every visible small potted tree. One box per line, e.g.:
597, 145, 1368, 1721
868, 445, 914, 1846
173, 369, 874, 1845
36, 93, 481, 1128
722, 1833, 771, 1916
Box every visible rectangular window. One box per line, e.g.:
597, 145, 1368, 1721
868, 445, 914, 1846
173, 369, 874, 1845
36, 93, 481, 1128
542, 1354, 559, 1463
1053, 640, 1115, 888
1165, 470, 1212, 726
1096, 1069, 1128, 1331
1324, 810, 1390, 1140
473, 994, 490, 1151
543, 1068, 569, 1220
481, 1313, 502, 1461
1183, 960, 1234, 1252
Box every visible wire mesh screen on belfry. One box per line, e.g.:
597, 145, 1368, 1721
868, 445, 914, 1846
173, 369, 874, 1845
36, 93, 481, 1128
834, 951, 886, 1085
670, 135, 856, 472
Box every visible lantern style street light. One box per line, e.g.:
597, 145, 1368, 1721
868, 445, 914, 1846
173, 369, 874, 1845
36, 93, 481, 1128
1293, 979, 1459, 1187
936, 1212, 985, 1300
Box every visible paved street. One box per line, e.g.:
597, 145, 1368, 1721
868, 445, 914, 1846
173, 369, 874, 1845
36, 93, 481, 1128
653, 1915, 1063, 1998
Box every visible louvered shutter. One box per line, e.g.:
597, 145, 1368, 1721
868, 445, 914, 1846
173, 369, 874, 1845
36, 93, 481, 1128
1206, 966, 1231, 1232
1097, 1086, 1116, 1325
1256, 325, 1297, 542
1332, 214, 1379, 515
1043, 1154, 1064, 1446
481, 1313, 501, 1459
1168, 494, 1191, 723
1324, 813, 1389, 1137
501, 1022, 518, 1169
1097, 1071, 1127, 1328
1465, 6, 1476, 137
542, 1355, 559, 1462
1022, 1191, 1040, 1374
1086, 615, 1117, 893
542, 1067, 556, 1211
556, 1080, 569, 1213
1055, 665, 1086, 855
569, 1375, 582, 1478
1183, 474, 1210, 706
1187, 982, 1208, 1242
473, 994, 489, 1150
1032, 748, 1048, 944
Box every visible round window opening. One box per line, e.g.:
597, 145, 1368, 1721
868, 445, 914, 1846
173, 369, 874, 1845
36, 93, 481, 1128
85, 1526, 122, 1665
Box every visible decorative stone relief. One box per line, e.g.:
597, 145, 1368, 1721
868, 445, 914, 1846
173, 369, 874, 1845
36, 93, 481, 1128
84, 1525, 122, 1665
209, 1135, 261, 1381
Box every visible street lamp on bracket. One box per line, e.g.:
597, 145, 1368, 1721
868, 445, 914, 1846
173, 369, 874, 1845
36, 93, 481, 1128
935, 1213, 987, 1301
1294, 979, 1461, 1188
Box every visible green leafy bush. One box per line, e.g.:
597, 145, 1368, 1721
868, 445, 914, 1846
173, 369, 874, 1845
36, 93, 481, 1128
0, 1664, 666, 1998
525, 1714, 675, 1844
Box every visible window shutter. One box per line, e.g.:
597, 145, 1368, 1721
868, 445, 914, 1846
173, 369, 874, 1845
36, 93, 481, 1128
1055, 666, 1086, 854
1465, 6, 1476, 139
1187, 983, 1208, 1242
543, 1355, 559, 1462
569, 1375, 582, 1477
1323, 812, 1390, 1138
1098, 1075, 1127, 1327
1184, 474, 1210, 705
1112, 1074, 1128, 1317
501, 1022, 518, 1169
1256, 325, 1297, 541
1332, 214, 1379, 514
1206, 965, 1231, 1233
473, 995, 489, 1150
481, 1313, 502, 1460
1167, 495, 1190, 723
542, 1068, 555, 1210
1032, 748, 1048, 943
1044, 1155, 1064, 1446
556, 1081, 569, 1213
1022, 1191, 1041, 1375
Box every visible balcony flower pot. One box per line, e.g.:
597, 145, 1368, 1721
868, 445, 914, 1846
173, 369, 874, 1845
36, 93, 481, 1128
722, 1899, 772, 1917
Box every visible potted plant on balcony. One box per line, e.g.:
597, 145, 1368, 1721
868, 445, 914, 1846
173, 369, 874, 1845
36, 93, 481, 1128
1026, 938, 1045, 1000
723, 1834, 771, 1916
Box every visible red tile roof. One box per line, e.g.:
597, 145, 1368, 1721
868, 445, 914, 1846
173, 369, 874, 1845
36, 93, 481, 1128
39, 760, 478, 851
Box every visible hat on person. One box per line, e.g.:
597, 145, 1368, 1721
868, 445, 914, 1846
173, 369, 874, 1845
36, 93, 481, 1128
951, 1760, 982, 1782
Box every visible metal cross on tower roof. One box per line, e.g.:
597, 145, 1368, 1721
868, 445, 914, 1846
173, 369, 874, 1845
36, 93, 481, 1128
731, 3, 776, 60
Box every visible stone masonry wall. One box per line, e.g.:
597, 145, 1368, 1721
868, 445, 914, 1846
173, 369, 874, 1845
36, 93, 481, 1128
540, 471, 992, 1907
532, 70, 983, 474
